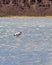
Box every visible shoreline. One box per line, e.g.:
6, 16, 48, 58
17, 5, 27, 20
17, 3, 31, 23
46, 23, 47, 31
0, 16, 52, 18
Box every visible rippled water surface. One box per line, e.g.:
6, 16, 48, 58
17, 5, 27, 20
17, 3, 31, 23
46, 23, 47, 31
0, 18, 52, 65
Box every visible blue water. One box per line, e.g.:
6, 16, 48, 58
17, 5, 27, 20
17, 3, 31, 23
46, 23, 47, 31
0, 18, 52, 65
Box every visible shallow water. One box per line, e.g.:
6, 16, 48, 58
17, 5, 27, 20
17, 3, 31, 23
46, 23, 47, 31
0, 18, 52, 65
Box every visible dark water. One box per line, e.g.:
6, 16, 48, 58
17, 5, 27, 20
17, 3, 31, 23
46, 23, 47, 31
0, 18, 52, 65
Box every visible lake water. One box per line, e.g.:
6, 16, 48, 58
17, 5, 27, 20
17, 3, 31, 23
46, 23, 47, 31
0, 18, 52, 65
